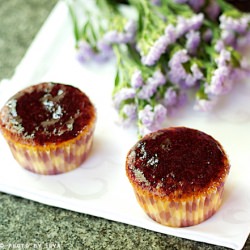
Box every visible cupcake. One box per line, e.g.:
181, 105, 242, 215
126, 127, 230, 227
0, 82, 96, 175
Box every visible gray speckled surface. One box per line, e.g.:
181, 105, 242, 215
0, 1, 249, 249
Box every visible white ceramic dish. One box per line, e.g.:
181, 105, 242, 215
0, 1, 249, 249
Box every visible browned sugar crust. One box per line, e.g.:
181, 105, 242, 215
126, 127, 230, 200
0, 82, 96, 145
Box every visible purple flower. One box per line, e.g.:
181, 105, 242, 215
221, 30, 236, 48
188, 0, 206, 12
141, 35, 169, 66
237, 31, 250, 50
165, 23, 176, 42
215, 49, 231, 66
131, 70, 144, 88
220, 15, 250, 35
176, 91, 188, 107
103, 20, 137, 44
162, 87, 178, 107
154, 104, 167, 124
194, 97, 218, 112
113, 88, 136, 109
138, 104, 167, 136
188, 63, 203, 84
186, 30, 200, 54
137, 83, 157, 100
123, 104, 137, 118
76, 41, 94, 63
141, 24, 176, 66
174, 0, 187, 3
139, 105, 154, 127
174, 0, 206, 12
168, 49, 203, 87
122, 20, 137, 43
205, 0, 220, 21
205, 66, 232, 95
137, 70, 166, 99
214, 39, 225, 52
176, 13, 204, 38
162, 88, 187, 116
219, 14, 250, 49
97, 39, 112, 52
76, 39, 113, 64
240, 56, 250, 70
147, 70, 166, 87
103, 31, 119, 43
169, 49, 189, 68
168, 49, 189, 85
95, 40, 114, 62
120, 103, 137, 126
150, 0, 161, 5
203, 29, 213, 43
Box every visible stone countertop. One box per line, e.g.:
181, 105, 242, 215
0, 1, 249, 249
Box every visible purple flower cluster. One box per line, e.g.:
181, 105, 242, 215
189, 0, 206, 12
119, 103, 137, 126
113, 87, 136, 109
162, 87, 178, 107
131, 69, 144, 89
174, 0, 219, 19
140, 13, 205, 66
150, 0, 161, 6
174, 0, 186, 2
196, 41, 244, 112
206, 66, 232, 95
219, 14, 250, 49
76, 18, 136, 64
203, 28, 213, 43
205, 0, 220, 21
185, 30, 201, 55
194, 97, 218, 112
182, 0, 205, 12
137, 70, 166, 99
168, 49, 203, 88
205, 49, 233, 96
220, 14, 250, 35
113, 68, 168, 127
70, 0, 250, 137
76, 40, 113, 63
215, 49, 231, 66
141, 24, 176, 66
138, 104, 167, 136
103, 20, 137, 45
76, 41, 94, 63
236, 31, 250, 50
176, 13, 204, 38
162, 88, 187, 116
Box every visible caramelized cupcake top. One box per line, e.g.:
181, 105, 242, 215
0, 82, 96, 145
126, 127, 230, 199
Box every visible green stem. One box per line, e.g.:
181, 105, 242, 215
216, 0, 235, 11
67, 4, 80, 45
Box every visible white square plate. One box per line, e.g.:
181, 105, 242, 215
0, 1, 249, 249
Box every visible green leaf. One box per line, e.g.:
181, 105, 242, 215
196, 84, 208, 100
68, 4, 80, 42
89, 22, 98, 43
81, 20, 90, 39
114, 68, 120, 89
224, 9, 242, 18
216, 0, 238, 12
231, 49, 241, 68
182, 61, 192, 74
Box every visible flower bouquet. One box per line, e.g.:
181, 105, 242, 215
68, 0, 250, 137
